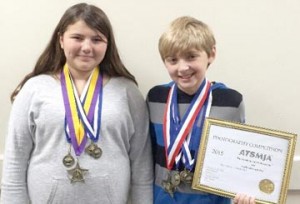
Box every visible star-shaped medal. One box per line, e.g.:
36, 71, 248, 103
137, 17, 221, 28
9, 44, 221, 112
67, 162, 88, 183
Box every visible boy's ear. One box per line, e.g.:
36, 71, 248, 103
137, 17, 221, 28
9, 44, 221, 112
208, 46, 216, 64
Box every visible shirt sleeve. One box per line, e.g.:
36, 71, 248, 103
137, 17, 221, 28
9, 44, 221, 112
126, 83, 153, 204
1, 82, 36, 203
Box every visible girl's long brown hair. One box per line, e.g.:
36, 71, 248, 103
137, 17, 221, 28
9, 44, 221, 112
11, 3, 136, 102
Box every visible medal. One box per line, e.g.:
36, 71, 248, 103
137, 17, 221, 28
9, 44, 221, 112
61, 65, 104, 180
63, 145, 75, 167
180, 169, 193, 184
68, 162, 88, 183
92, 146, 102, 158
85, 143, 102, 159
170, 171, 181, 187
162, 171, 182, 197
63, 153, 75, 167
162, 176, 175, 197
163, 79, 214, 187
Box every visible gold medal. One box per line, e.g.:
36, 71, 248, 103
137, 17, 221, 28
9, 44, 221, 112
92, 146, 102, 158
259, 179, 275, 194
170, 171, 181, 187
162, 174, 175, 197
85, 143, 102, 159
162, 180, 174, 197
85, 143, 97, 155
68, 162, 88, 183
63, 145, 75, 167
180, 169, 193, 184
62, 153, 75, 167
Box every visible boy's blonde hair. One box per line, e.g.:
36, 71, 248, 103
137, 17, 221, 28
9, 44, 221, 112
159, 16, 216, 60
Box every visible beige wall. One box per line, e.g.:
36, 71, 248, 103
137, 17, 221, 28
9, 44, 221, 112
0, 0, 299, 202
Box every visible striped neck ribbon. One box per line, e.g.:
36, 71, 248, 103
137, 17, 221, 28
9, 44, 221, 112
60, 64, 103, 156
163, 78, 212, 170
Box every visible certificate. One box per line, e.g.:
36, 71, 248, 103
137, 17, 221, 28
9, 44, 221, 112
192, 118, 297, 204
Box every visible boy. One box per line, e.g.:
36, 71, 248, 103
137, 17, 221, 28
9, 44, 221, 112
147, 16, 255, 204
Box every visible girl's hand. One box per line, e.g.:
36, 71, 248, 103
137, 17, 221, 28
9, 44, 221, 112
233, 193, 255, 204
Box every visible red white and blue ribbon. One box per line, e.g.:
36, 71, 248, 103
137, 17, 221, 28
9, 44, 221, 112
163, 78, 212, 170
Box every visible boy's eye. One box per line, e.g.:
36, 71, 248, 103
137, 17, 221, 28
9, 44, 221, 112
165, 57, 177, 64
188, 55, 195, 59
187, 54, 197, 60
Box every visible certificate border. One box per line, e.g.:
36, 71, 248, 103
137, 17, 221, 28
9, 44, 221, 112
192, 118, 297, 204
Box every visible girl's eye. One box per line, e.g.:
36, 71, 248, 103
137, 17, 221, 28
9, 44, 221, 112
92, 38, 103, 43
92, 36, 108, 43
71, 36, 82, 40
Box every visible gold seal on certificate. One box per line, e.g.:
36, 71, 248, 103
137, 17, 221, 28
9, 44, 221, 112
259, 179, 275, 194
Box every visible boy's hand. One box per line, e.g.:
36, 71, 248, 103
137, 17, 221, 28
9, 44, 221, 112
233, 193, 256, 204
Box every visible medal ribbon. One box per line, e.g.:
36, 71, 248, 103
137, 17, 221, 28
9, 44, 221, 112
182, 82, 227, 168
163, 79, 211, 170
173, 82, 225, 170
179, 91, 212, 170
61, 64, 102, 156
71, 69, 102, 141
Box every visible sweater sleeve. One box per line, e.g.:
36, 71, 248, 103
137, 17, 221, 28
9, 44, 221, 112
1, 81, 36, 203
126, 83, 153, 204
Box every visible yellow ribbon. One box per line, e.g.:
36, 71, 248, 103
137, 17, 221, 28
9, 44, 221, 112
63, 64, 99, 145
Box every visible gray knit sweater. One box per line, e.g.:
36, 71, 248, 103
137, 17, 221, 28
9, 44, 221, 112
1, 75, 153, 204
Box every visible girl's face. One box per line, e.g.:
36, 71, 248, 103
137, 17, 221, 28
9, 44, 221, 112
164, 48, 215, 95
60, 20, 108, 77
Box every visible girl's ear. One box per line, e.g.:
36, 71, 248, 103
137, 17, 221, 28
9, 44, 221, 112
59, 33, 64, 49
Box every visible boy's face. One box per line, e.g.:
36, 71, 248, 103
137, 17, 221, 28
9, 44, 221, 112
164, 48, 215, 95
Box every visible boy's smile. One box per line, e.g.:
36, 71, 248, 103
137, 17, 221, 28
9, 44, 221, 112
164, 49, 215, 95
